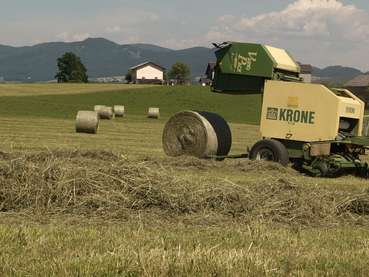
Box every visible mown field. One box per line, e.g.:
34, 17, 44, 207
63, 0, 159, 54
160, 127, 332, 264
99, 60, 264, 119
0, 83, 369, 276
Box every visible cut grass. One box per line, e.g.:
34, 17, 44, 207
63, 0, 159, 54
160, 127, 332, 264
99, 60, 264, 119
0, 84, 369, 275
0, 149, 368, 225
1, 221, 369, 276
0, 149, 369, 275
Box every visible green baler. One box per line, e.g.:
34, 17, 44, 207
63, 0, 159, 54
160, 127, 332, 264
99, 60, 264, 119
212, 42, 301, 93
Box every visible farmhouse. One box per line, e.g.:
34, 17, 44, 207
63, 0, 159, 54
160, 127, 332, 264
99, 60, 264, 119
344, 74, 369, 105
130, 62, 165, 84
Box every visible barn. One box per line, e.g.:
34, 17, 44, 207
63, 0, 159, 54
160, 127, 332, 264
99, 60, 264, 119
130, 62, 165, 84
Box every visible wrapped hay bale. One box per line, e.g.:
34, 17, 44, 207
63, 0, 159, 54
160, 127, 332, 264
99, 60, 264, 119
99, 106, 114, 120
162, 110, 232, 159
75, 111, 99, 134
114, 105, 125, 117
148, 107, 160, 119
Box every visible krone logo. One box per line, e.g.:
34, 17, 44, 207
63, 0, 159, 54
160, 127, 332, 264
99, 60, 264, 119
266, 107, 315, 124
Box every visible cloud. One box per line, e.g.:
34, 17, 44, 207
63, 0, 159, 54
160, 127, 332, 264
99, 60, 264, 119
54, 9, 160, 44
210, 0, 369, 41
206, 0, 369, 69
106, 25, 121, 34
56, 32, 91, 42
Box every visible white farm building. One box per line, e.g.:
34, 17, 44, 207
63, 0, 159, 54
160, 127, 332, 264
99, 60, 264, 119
130, 62, 165, 84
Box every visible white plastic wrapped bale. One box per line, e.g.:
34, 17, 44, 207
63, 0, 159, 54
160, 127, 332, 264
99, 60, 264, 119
114, 105, 125, 117
147, 107, 160, 119
75, 111, 99, 134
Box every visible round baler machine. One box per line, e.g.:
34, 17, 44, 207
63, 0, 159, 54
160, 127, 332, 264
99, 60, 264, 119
162, 42, 369, 178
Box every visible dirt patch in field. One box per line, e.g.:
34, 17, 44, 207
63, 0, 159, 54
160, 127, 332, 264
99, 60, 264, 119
0, 150, 368, 226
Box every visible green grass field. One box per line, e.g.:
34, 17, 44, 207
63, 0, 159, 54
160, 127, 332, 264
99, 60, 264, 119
0, 83, 369, 276
0, 84, 262, 124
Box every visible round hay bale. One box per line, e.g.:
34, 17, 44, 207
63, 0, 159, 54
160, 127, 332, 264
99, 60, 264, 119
94, 105, 105, 119
198, 111, 232, 158
162, 111, 218, 158
99, 106, 114, 120
75, 111, 99, 134
114, 105, 125, 117
148, 107, 160, 119
94, 105, 106, 112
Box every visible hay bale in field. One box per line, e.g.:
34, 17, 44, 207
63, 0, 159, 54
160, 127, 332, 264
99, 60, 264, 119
162, 110, 219, 158
75, 111, 99, 134
99, 106, 114, 120
148, 107, 160, 119
114, 105, 125, 117
94, 105, 106, 112
94, 105, 105, 119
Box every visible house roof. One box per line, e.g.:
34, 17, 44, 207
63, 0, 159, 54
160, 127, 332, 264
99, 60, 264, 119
130, 62, 165, 71
345, 74, 369, 87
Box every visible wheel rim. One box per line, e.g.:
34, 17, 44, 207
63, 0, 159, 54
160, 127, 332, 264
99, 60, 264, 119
255, 148, 275, 161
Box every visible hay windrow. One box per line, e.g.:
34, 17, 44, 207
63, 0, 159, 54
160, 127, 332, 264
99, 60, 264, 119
0, 150, 368, 226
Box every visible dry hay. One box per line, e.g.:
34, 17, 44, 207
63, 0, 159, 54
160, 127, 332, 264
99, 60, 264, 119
94, 105, 105, 112
99, 106, 114, 120
114, 105, 125, 117
75, 111, 99, 134
0, 150, 369, 226
148, 107, 160, 119
94, 105, 114, 119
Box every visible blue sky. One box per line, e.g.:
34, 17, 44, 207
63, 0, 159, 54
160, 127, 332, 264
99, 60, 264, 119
1, 0, 369, 70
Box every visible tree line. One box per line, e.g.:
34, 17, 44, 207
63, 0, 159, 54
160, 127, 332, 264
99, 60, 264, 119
55, 52, 191, 84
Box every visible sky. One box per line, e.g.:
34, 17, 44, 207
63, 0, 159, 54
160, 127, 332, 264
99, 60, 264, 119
1, 0, 369, 70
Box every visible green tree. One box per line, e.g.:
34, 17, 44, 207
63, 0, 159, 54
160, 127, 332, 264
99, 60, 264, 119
55, 52, 88, 83
125, 70, 133, 83
168, 62, 191, 85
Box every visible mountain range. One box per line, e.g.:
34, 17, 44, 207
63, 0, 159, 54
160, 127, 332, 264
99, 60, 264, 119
0, 38, 366, 83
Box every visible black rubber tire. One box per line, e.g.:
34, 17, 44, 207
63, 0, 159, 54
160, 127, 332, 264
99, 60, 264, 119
249, 139, 289, 166
198, 111, 232, 157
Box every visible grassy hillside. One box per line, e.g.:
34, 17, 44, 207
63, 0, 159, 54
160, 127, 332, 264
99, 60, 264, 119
0, 38, 215, 81
0, 84, 262, 124
0, 83, 154, 96
0, 84, 368, 275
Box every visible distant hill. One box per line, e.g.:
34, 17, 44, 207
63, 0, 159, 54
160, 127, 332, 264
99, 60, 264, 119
0, 38, 215, 82
0, 38, 365, 83
312, 66, 363, 85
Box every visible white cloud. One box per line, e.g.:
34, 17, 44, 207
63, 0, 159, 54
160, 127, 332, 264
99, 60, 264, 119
56, 32, 90, 42
206, 0, 369, 69
106, 25, 121, 34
